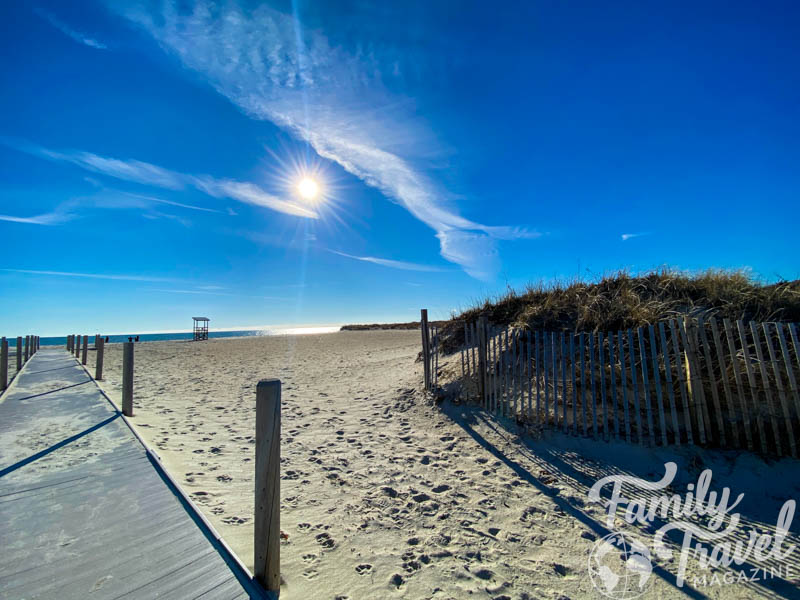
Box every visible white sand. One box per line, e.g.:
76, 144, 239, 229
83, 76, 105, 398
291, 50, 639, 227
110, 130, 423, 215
97, 331, 800, 599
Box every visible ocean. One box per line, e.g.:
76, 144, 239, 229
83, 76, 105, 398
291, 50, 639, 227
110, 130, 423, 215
10, 326, 340, 348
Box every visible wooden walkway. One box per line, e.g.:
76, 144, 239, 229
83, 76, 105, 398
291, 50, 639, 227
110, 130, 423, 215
0, 348, 266, 599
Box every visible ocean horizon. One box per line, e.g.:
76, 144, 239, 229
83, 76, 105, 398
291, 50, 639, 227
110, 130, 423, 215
10, 326, 341, 348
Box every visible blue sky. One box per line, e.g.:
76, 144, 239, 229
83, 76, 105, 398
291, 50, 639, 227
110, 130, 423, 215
1, 1, 798, 336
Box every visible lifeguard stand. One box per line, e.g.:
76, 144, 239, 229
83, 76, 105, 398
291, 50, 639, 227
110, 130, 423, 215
192, 317, 210, 341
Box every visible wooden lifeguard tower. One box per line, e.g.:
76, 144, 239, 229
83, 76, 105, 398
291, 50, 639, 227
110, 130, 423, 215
192, 317, 210, 341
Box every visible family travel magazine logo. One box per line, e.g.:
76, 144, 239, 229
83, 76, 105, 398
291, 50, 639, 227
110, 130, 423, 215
585, 462, 796, 597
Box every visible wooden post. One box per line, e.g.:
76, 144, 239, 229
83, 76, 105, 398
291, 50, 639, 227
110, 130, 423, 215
589, 333, 597, 438
724, 318, 753, 451
579, 333, 587, 435
75, 334, 81, 359
764, 323, 796, 457
570, 334, 578, 435
561, 332, 568, 432
95, 337, 105, 380
1, 337, 7, 390
66, 335, 70, 351
551, 332, 558, 429
122, 341, 134, 417
527, 331, 533, 420
627, 330, 643, 445
16, 337, 22, 371
420, 310, 430, 391
24, 336, 29, 362
777, 324, 800, 438
697, 318, 725, 446
678, 318, 707, 444
608, 332, 618, 439
543, 332, 550, 427
254, 379, 281, 593
81, 335, 89, 365
477, 316, 488, 407
535, 331, 541, 423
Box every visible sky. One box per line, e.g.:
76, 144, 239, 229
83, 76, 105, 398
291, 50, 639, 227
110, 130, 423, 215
1, 1, 798, 336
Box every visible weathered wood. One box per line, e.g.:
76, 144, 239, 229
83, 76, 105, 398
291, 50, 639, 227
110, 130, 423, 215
570, 334, 578, 435
659, 322, 681, 445
535, 331, 541, 423
560, 332, 568, 432
627, 329, 643, 445
1, 337, 7, 390
420, 309, 431, 391
75, 334, 81, 360
589, 333, 597, 438
434, 326, 439, 391
618, 331, 631, 443
776, 324, 800, 438
678, 318, 707, 444
255, 379, 281, 593
637, 327, 655, 446
525, 329, 533, 420
764, 323, 796, 457
648, 325, 668, 446
791, 324, 800, 375
478, 317, 488, 407
122, 341, 134, 417
598, 332, 607, 439
724, 318, 753, 450
462, 323, 469, 379
670, 320, 694, 445
609, 332, 618, 439
751, 322, 782, 456
502, 328, 509, 415
95, 337, 105, 380
24, 336, 29, 362
543, 332, 550, 426
579, 333, 587, 435
81, 335, 89, 365
16, 336, 22, 371
697, 317, 725, 446
551, 332, 559, 429
510, 329, 518, 416
709, 318, 739, 447
66, 334, 70, 351
737, 320, 768, 454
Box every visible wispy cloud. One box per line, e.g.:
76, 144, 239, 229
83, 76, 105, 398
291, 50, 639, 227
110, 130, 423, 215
110, 1, 537, 280
621, 232, 651, 241
1, 268, 180, 283
149, 288, 287, 300
35, 8, 107, 50
2, 137, 318, 219
0, 210, 72, 225
329, 250, 445, 272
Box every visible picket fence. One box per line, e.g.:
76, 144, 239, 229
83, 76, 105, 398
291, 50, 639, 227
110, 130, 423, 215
437, 315, 800, 457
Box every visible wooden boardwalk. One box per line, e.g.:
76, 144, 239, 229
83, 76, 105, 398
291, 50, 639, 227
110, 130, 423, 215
0, 348, 266, 600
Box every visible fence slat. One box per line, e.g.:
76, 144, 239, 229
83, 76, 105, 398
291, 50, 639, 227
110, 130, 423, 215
679, 318, 707, 444
535, 330, 541, 423
619, 331, 631, 443
658, 322, 681, 445
670, 320, 694, 445
724, 318, 753, 450
599, 332, 607, 440
527, 331, 533, 421
609, 332, 619, 440
570, 334, 578, 435
648, 325, 668, 446
697, 317, 726, 446
560, 332, 568, 433
764, 323, 796, 457
737, 320, 769, 454
751, 322, 782, 456
638, 327, 655, 446
627, 330, 643, 445
589, 333, 597, 438
580, 333, 587, 435
777, 324, 800, 433
552, 332, 559, 430
709, 318, 740, 447
544, 332, 550, 427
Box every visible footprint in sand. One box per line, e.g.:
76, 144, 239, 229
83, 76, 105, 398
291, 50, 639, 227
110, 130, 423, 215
315, 532, 335, 548
355, 564, 372, 575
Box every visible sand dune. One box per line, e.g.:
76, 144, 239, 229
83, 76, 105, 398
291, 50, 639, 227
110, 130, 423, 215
96, 331, 800, 599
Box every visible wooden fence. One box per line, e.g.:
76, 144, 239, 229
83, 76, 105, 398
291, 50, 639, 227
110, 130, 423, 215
429, 313, 800, 457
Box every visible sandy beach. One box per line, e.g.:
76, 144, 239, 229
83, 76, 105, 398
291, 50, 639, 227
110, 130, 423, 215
96, 331, 800, 599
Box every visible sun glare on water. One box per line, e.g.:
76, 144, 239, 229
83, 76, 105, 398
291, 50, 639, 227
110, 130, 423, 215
297, 177, 320, 201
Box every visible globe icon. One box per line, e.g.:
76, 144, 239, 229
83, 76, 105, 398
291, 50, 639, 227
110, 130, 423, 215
588, 532, 653, 599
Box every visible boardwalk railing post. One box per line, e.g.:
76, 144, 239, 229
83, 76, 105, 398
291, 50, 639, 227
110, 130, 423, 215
1, 337, 7, 390
95, 337, 105, 380
75, 334, 81, 359
82, 335, 89, 365
16, 336, 22, 371
122, 341, 134, 417
255, 379, 281, 593
420, 309, 431, 390
24, 335, 29, 362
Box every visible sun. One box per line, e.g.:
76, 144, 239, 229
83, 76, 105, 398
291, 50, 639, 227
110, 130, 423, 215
297, 177, 320, 201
